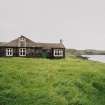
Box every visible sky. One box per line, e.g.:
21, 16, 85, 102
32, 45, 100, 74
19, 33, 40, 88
0, 0, 105, 50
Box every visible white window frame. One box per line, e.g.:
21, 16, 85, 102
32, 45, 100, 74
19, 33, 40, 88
19, 48, 26, 56
6, 48, 13, 56
53, 49, 63, 57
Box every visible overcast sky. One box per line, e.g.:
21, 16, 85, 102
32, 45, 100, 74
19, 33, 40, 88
0, 0, 105, 50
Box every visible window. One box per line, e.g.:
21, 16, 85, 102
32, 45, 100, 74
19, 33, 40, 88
19, 48, 26, 56
20, 37, 24, 41
6, 48, 13, 56
54, 49, 63, 57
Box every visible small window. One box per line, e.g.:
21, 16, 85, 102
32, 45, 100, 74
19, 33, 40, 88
20, 37, 24, 41
6, 48, 13, 56
54, 49, 63, 57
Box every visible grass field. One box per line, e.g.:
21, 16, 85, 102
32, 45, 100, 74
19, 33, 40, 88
0, 57, 105, 105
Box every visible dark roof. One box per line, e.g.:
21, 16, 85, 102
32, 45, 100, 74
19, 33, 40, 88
38, 43, 65, 49
0, 42, 7, 46
0, 36, 65, 48
3, 36, 41, 47
4, 38, 19, 47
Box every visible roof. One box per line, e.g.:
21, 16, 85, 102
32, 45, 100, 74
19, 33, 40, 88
0, 36, 65, 49
0, 42, 7, 46
38, 43, 65, 49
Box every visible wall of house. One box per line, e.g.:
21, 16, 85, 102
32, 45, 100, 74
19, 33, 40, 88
26, 48, 42, 57
35, 48, 42, 57
13, 48, 19, 56
0, 47, 5, 56
0, 47, 65, 58
26, 48, 34, 57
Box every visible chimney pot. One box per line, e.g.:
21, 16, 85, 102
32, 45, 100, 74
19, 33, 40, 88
60, 39, 63, 43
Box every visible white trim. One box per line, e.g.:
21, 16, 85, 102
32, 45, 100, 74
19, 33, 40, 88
6, 48, 13, 56
19, 48, 26, 56
53, 49, 63, 57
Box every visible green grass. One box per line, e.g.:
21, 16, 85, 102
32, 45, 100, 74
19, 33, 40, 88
0, 57, 105, 105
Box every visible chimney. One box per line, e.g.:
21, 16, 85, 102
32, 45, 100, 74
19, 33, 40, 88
60, 39, 63, 44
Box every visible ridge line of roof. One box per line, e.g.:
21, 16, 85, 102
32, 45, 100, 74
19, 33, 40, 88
0, 36, 65, 48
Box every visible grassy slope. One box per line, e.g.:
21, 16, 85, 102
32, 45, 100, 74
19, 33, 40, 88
0, 57, 105, 105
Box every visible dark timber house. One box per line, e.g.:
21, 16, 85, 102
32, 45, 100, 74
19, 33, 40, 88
0, 36, 65, 58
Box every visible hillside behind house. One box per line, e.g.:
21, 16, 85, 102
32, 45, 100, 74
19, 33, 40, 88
66, 49, 105, 56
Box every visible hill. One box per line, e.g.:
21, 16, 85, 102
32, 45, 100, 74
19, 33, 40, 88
0, 57, 105, 105
66, 49, 105, 56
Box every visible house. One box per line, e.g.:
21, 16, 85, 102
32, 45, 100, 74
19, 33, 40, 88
0, 36, 65, 58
